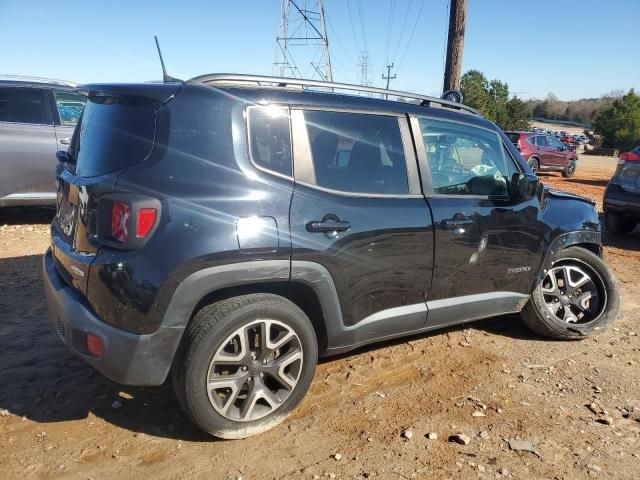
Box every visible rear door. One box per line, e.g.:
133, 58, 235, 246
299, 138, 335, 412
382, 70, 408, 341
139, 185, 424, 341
289, 108, 434, 345
412, 115, 546, 327
0, 86, 58, 200
535, 135, 555, 167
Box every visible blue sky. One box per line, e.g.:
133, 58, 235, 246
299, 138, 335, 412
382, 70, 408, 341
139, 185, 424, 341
1, 0, 638, 100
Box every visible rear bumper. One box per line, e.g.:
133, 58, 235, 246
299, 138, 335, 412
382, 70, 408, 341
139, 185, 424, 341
42, 249, 183, 386
604, 184, 640, 219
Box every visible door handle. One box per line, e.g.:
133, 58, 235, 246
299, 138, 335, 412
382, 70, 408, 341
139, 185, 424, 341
443, 219, 473, 229
60, 138, 71, 145
306, 220, 351, 233
443, 218, 473, 235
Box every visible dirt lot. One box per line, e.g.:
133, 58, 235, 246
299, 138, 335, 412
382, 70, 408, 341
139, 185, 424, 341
1, 155, 639, 480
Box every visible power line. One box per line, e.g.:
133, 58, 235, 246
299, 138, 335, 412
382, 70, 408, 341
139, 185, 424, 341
326, 16, 356, 64
396, 0, 427, 71
356, 0, 368, 51
345, 0, 361, 53
391, 0, 413, 63
384, 0, 396, 65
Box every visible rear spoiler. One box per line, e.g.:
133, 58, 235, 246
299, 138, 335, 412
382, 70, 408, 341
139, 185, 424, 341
77, 83, 180, 104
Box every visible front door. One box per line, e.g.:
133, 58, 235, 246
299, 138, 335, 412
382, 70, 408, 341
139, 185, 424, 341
289, 108, 434, 348
546, 135, 568, 167
411, 115, 547, 328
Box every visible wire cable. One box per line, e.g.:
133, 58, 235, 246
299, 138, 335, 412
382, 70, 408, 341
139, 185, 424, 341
385, 0, 396, 65
346, 0, 361, 52
391, 0, 412, 63
356, 0, 368, 51
396, 0, 427, 71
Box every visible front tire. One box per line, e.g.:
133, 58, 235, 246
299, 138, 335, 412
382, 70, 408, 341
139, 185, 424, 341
605, 211, 637, 235
527, 157, 540, 174
172, 293, 318, 439
521, 247, 619, 339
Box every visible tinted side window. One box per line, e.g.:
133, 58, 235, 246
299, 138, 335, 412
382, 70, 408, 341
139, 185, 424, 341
304, 110, 408, 195
0, 87, 47, 124
248, 107, 292, 176
54, 90, 85, 126
419, 117, 514, 196
536, 136, 548, 147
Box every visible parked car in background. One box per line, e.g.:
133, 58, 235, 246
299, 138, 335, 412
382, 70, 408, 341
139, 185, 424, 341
506, 131, 578, 176
604, 145, 640, 234
0, 76, 85, 206
42, 73, 618, 439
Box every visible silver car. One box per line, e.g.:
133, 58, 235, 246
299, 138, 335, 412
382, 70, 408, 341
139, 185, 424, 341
0, 76, 85, 206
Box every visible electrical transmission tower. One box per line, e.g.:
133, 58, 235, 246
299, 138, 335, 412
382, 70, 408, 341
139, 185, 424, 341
356, 51, 371, 87
273, 0, 333, 82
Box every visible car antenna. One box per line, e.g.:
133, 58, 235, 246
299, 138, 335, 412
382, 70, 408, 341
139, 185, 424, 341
154, 36, 181, 83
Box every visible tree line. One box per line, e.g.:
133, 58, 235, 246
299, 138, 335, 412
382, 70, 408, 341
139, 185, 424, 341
459, 70, 639, 150
527, 92, 622, 126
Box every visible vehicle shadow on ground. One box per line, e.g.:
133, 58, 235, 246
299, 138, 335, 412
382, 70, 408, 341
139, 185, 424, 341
0, 206, 55, 225
0, 253, 214, 443
0, 254, 546, 442
603, 229, 640, 251
564, 178, 610, 188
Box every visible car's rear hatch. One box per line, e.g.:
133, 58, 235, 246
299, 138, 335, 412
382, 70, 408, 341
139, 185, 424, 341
51, 83, 179, 294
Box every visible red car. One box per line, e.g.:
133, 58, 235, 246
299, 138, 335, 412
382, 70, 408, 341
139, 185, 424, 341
506, 131, 578, 177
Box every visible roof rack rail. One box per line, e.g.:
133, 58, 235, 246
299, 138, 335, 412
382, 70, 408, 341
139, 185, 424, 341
188, 73, 479, 116
0, 74, 76, 88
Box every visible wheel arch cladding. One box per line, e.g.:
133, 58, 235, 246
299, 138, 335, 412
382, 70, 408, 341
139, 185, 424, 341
158, 260, 337, 377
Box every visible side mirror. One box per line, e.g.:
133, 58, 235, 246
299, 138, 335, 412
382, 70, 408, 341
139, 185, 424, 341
511, 172, 538, 200
56, 150, 72, 163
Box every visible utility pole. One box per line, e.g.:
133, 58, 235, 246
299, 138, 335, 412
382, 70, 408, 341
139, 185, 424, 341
443, 0, 467, 92
382, 63, 396, 99
273, 0, 333, 82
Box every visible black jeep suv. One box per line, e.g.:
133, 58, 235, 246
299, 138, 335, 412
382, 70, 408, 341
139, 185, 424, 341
43, 74, 620, 439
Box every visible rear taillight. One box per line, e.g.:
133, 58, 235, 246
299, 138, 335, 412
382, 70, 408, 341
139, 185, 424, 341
111, 202, 130, 242
98, 195, 161, 248
136, 208, 157, 238
619, 151, 640, 164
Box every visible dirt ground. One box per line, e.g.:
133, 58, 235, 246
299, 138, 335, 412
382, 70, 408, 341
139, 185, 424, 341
1, 155, 639, 480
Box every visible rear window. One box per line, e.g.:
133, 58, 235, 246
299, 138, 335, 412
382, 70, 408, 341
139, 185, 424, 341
70, 95, 156, 177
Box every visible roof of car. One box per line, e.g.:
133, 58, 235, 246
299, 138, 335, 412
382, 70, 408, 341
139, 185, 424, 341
0, 75, 76, 89
80, 75, 500, 132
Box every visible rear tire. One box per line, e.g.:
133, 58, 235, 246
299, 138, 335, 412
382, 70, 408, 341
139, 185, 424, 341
172, 293, 318, 439
605, 211, 637, 235
527, 157, 540, 174
562, 160, 576, 178
521, 247, 619, 339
